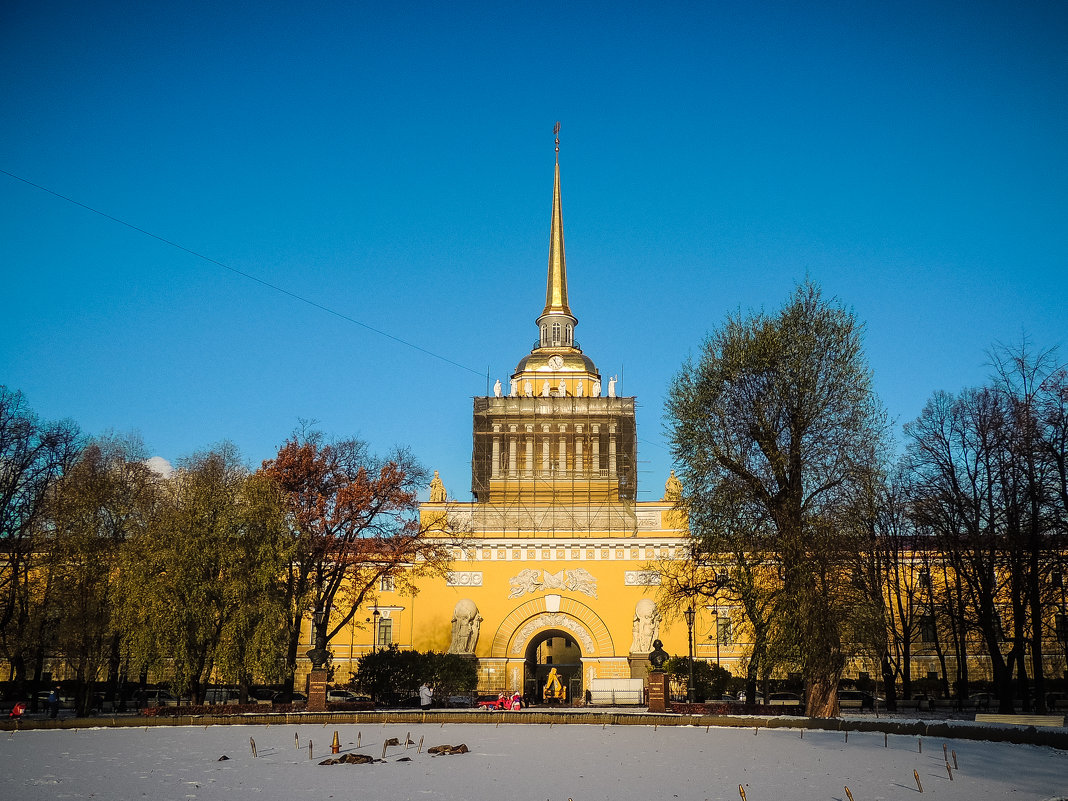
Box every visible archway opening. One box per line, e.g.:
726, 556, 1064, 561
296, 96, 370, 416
523, 629, 582, 704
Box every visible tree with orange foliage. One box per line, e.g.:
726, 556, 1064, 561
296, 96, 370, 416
260, 433, 460, 690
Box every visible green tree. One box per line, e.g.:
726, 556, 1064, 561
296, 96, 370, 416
666, 281, 887, 717
37, 435, 158, 714
117, 446, 291, 701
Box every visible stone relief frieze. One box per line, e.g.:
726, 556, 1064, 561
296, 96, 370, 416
508, 568, 598, 599
635, 511, 661, 529
624, 570, 661, 586
446, 571, 483, 587
511, 613, 595, 655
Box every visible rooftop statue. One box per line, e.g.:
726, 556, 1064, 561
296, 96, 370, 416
429, 470, 447, 502
663, 470, 683, 502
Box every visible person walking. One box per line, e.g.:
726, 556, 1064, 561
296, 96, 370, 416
418, 682, 433, 711
48, 686, 61, 719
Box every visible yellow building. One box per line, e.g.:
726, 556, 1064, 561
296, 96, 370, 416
317, 138, 740, 702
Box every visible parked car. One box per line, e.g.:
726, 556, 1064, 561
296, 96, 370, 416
736, 691, 764, 704
477, 694, 510, 710
138, 689, 179, 708
271, 690, 307, 705
247, 687, 276, 705
326, 689, 357, 703
203, 687, 239, 706
446, 694, 475, 708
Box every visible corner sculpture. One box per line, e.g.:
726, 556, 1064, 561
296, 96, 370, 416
429, 470, 447, 502
630, 598, 661, 653
447, 599, 482, 654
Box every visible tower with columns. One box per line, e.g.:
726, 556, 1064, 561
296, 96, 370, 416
310, 131, 734, 702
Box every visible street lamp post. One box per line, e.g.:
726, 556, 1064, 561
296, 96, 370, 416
714, 608, 721, 667
684, 606, 695, 704
372, 608, 381, 654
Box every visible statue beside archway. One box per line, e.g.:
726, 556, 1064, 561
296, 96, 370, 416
630, 598, 661, 654
447, 599, 482, 654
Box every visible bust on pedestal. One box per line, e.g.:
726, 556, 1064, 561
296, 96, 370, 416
646, 639, 669, 712
306, 631, 330, 712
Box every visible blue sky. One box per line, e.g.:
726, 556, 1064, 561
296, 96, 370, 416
2, 1, 1066, 501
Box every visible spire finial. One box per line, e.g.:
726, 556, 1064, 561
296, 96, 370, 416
554, 121, 560, 160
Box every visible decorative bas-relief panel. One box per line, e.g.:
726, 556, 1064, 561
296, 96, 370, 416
446, 571, 484, 587
635, 511, 661, 529
511, 613, 595, 655
624, 570, 661, 586
508, 568, 598, 599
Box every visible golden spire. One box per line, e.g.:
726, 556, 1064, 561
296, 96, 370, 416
543, 122, 571, 318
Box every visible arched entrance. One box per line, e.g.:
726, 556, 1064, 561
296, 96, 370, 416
487, 594, 616, 704
523, 629, 582, 704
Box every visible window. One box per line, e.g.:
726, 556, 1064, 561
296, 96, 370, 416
541, 324, 547, 345
920, 615, 937, 644
377, 617, 392, 647
379, 574, 395, 592
566, 324, 572, 344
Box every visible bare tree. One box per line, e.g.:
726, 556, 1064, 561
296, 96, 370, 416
0, 386, 81, 686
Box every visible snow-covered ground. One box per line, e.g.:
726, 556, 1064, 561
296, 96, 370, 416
3, 720, 1066, 800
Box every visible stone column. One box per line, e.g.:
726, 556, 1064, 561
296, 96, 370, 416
541, 424, 551, 474
491, 424, 501, 479
558, 424, 567, 474
508, 425, 517, 477
608, 423, 617, 478
525, 425, 534, 475
592, 424, 601, 475
575, 424, 584, 476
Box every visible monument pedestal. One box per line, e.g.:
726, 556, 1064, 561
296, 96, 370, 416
628, 653, 653, 682
647, 671, 667, 712
307, 669, 328, 712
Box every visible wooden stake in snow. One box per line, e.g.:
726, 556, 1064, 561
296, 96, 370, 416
800, 729, 804, 739
249, 737, 257, 758
946, 762, 953, 781
417, 735, 424, 753
357, 731, 361, 748
331, 731, 340, 754
918, 737, 922, 753
884, 732, 887, 747
308, 741, 313, 760
951, 750, 958, 770
942, 743, 948, 761
913, 769, 923, 793
844, 786, 855, 801
405, 731, 411, 749
294, 732, 299, 749
844, 730, 849, 743
381, 741, 388, 759
738, 784, 747, 801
